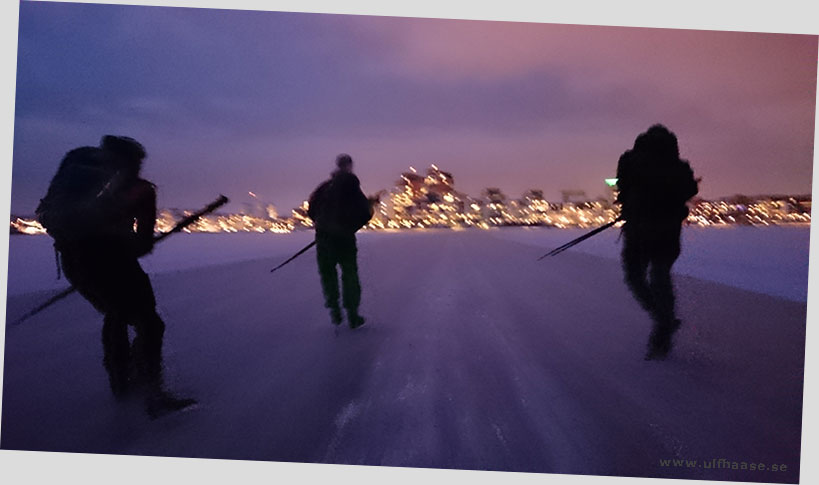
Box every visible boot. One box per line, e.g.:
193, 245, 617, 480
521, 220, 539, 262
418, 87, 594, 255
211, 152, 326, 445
329, 305, 343, 326
347, 309, 366, 329
145, 389, 198, 420
644, 318, 681, 361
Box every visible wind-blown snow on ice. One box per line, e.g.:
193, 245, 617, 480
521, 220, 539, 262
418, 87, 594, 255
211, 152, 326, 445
489, 225, 810, 302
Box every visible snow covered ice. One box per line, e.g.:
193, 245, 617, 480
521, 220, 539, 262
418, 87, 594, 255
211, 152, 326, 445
1, 226, 808, 483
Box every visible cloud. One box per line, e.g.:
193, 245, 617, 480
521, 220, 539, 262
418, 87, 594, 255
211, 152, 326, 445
10, 3, 817, 214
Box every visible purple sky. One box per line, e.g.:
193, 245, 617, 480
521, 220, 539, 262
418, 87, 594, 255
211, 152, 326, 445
11, 1, 818, 214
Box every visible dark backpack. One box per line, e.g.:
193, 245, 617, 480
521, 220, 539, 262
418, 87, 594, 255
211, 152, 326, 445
36, 147, 117, 243
616, 149, 698, 223
308, 172, 372, 235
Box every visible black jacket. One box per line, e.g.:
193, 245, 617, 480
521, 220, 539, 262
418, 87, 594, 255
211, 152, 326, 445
308, 170, 373, 236
616, 149, 698, 225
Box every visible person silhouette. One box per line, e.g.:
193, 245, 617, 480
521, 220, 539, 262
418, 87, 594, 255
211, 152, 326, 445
615, 125, 699, 360
307, 154, 376, 329
36, 135, 195, 418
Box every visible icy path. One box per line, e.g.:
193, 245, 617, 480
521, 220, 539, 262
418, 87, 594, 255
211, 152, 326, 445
1, 231, 806, 483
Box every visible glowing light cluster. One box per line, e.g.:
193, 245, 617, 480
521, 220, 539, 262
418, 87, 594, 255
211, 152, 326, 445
156, 210, 294, 234
687, 197, 811, 226
10, 167, 811, 236
9, 218, 46, 235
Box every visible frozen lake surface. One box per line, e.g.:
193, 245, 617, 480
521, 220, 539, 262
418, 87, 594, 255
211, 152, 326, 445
1, 229, 807, 483
489, 225, 811, 302
5, 225, 811, 301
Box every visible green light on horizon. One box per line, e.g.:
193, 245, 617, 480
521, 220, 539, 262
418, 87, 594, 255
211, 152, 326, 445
605, 178, 618, 187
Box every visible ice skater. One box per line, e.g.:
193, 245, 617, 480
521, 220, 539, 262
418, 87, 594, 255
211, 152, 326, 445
615, 125, 699, 360
307, 154, 377, 329
36, 135, 196, 418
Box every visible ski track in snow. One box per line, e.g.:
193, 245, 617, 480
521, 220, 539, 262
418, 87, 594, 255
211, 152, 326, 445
1, 229, 807, 482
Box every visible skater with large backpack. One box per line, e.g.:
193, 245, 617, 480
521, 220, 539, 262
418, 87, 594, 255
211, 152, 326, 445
307, 154, 377, 329
616, 125, 699, 360
36, 135, 195, 418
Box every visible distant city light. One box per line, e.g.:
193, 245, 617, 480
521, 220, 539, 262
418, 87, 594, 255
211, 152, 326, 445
10, 165, 810, 237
